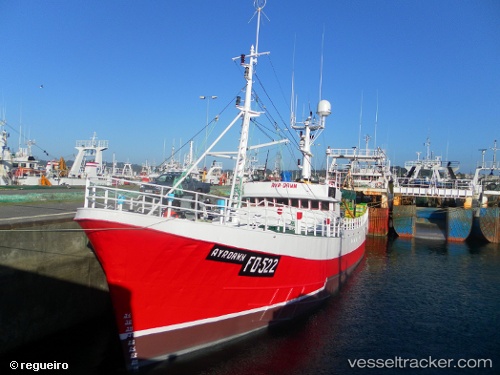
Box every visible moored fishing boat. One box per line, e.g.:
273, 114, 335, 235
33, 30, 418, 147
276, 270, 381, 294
3, 130, 112, 187
326, 143, 393, 236
74, 1, 368, 371
0, 122, 13, 185
471, 140, 500, 243
392, 138, 474, 241
11, 140, 51, 185
0, 122, 49, 186
47, 132, 111, 186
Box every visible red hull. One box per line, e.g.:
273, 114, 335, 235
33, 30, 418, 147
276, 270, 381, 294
368, 207, 390, 236
77, 218, 365, 369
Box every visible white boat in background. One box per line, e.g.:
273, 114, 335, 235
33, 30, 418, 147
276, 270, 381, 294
139, 160, 158, 182
326, 142, 393, 236
45, 132, 111, 186
0, 122, 13, 185
110, 157, 136, 184
146, 140, 229, 185
1, 127, 113, 187
0, 116, 107, 186
203, 160, 227, 185
392, 137, 474, 241
11, 139, 52, 185
0, 126, 51, 186
471, 140, 500, 243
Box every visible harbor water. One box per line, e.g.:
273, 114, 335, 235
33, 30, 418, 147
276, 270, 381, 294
3, 236, 499, 374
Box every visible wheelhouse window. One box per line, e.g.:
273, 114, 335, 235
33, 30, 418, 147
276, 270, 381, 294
244, 197, 330, 211
310, 200, 319, 210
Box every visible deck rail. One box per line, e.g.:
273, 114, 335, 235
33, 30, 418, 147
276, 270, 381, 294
83, 178, 368, 238
393, 178, 474, 198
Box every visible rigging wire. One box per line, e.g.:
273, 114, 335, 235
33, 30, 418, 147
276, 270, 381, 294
251, 72, 300, 167
158, 93, 239, 168
1, 119, 54, 159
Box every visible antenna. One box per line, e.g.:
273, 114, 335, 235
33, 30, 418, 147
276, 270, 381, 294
479, 148, 487, 168
290, 34, 296, 128
252, 0, 268, 54
358, 91, 363, 150
424, 137, 431, 160
446, 138, 449, 162
491, 139, 498, 168
19, 100, 23, 150
319, 24, 325, 101
374, 90, 378, 149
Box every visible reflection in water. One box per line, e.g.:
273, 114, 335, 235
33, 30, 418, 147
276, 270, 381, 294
147, 237, 500, 375
4, 238, 499, 374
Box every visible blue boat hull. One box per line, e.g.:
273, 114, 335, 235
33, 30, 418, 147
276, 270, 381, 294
393, 205, 472, 241
473, 207, 500, 243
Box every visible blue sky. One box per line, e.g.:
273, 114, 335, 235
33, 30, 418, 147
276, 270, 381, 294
1, 0, 499, 174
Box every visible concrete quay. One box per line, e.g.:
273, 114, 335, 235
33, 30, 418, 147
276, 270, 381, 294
0, 194, 110, 353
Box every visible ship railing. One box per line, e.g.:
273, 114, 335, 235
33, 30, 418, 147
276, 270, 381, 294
342, 209, 369, 231
393, 177, 474, 198
352, 179, 387, 189
327, 148, 386, 160
234, 200, 366, 237
403, 159, 460, 169
84, 177, 229, 221
395, 177, 473, 189
75, 139, 109, 148
475, 161, 499, 169
83, 178, 368, 236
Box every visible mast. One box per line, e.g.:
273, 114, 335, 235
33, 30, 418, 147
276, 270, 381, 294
318, 25, 325, 103
289, 23, 332, 183
491, 139, 498, 169
165, 0, 269, 202
292, 100, 331, 182
479, 148, 487, 169
424, 137, 431, 161
358, 91, 363, 150
374, 90, 378, 149
228, 0, 269, 207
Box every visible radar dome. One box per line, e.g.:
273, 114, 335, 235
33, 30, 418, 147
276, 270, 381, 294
317, 100, 332, 117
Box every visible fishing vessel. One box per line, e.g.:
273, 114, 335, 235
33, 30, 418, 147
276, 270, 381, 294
392, 138, 474, 241
3, 130, 111, 186
10, 139, 52, 185
0, 121, 13, 185
326, 141, 393, 236
0, 120, 46, 185
74, 1, 368, 371
46, 132, 110, 186
145, 140, 225, 184
471, 140, 500, 243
